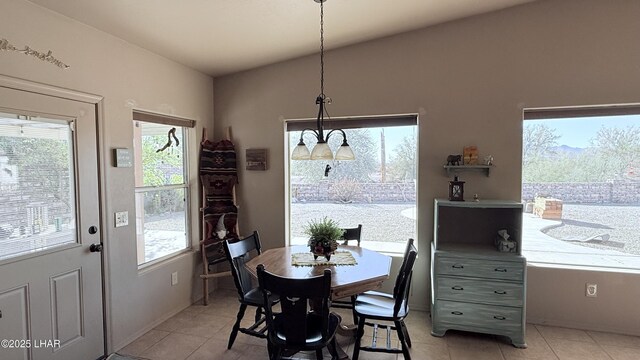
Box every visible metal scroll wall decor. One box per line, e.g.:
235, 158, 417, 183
0, 37, 70, 69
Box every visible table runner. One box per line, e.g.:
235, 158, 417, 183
291, 250, 357, 266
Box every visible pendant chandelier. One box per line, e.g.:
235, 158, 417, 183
291, 0, 355, 161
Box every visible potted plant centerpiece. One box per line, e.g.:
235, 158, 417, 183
304, 217, 344, 261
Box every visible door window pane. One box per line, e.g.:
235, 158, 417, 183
0, 112, 76, 261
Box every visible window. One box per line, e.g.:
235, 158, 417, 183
286, 115, 418, 253
133, 111, 194, 266
0, 112, 76, 261
522, 107, 640, 270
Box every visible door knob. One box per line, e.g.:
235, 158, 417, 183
89, 243, 103, 253
88, 226, 98, 234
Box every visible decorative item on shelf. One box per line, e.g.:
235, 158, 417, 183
463, 145, 478, 165
304, 217, 343, 261
446, 154, 462, 166
484, 155, 494, 166
448, 176, 465, 201
473, 193, 480, 202
290, 0, 355, 161
495, 229, 517, 253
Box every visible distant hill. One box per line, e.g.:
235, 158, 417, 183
550, 145, 585, 155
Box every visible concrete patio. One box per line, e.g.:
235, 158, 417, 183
522, 214, 640, 270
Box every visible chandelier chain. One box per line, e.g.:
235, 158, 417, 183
320, 0, 324, 98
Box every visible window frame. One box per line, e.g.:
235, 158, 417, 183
522, 105, 640, 272
132, 110, 194, 267
285, 114, 419, 255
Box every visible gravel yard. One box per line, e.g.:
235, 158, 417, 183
292, 202, 640, 257
290, 202, 416, 244
541, 204, 640, 255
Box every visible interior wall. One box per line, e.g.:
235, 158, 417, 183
213, 0, 640, 335
1, 0, 214, 351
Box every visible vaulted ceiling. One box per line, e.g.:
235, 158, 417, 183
28, 0, 535, 76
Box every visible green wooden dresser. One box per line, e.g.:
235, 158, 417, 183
430, 199, 527, 348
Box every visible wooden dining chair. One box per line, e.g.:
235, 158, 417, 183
352, 238, 418, 360
223, 231, 279, 349
332, 224, 363, 323
257, 264, 339, 360
340, 224, 363, 246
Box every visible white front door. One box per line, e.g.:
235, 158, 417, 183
0, 86, 104, 360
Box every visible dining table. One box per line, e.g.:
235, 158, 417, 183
244, 244, 392, 360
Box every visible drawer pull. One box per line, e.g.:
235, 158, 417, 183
494, 290, 507, 295
493, 315, 507, 320
452, 264, 464, 269
451, 311, 464, 316
451, 286, 464, 291
494, 268, 508, 272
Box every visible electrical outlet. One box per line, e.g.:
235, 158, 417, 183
586, 283, 597, 297
171, 272, 178, 286
115, 211, 128, 227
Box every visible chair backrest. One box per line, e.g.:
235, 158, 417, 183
392, 238, 413, 295
257, 264, 332, 346
392, 238, 417, 317
223, 231, 261, 300
340, 224, 363, 246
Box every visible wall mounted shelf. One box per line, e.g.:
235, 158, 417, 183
443, 165, 492, 177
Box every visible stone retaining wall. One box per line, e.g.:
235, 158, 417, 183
523, 181, 640, 204
292, 182, 416, 203
292, 181, 640, 204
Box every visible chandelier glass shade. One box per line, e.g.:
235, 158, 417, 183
291, 0, 354, 161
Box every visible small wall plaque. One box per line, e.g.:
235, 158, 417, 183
246, 148, 267, 171
113, 148, 132, 168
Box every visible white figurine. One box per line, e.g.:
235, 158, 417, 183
495, 229, 517, 253
215, 214, 228, 239
484, 155, 494, 166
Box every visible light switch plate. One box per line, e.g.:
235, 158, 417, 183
115, 211, 129, 227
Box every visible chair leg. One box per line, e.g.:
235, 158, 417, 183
202, 278, 209, 306
401, 320, 412, 347
350, 296, 358, 325
274, 346, 284, 360
267, 340, 275, 360
352, 316, 366, 360
315, 349, 323, 360
228, 303, 247, 349
395, 320, 411, 360
255, 306, 262, 323
327, 337, 339, 360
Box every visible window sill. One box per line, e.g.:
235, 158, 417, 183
527, 261, 640, 275
138, 248, 195, 274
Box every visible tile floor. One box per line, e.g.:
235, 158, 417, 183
118, 288, 640, 360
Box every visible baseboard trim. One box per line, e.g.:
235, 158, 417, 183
527, 316, 640, 337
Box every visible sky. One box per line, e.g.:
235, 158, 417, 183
353, 114, 640, 156
366, 126, 415, 162
526, 114, 639, 148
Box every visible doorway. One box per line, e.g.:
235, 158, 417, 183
0, 84, 105, 360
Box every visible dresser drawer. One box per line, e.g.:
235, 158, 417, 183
436, 276, 523, 306
436, 300, 522, 334
436, 257, 523, 281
